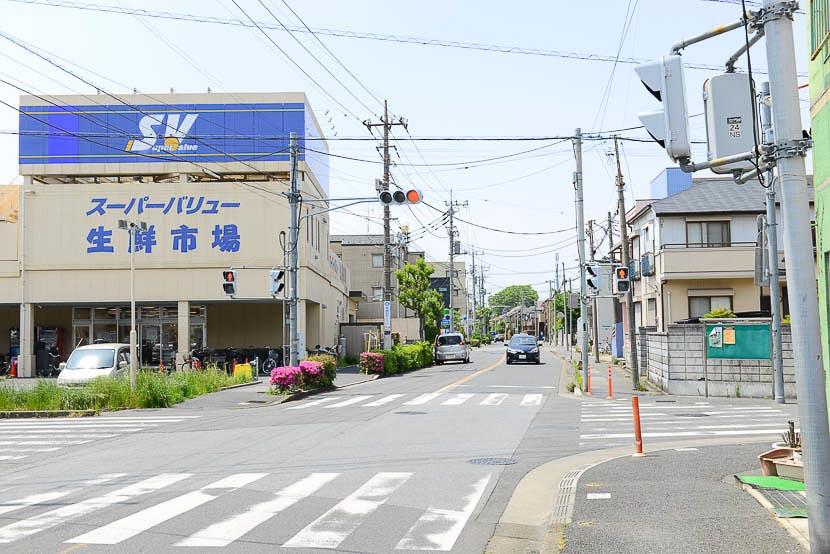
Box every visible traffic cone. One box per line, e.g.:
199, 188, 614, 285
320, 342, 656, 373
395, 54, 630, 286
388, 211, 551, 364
159, 359, 164, 374
10, 358, 16, 378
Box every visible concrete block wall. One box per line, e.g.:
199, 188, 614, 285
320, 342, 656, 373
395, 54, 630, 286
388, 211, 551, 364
644, 323, 796, 399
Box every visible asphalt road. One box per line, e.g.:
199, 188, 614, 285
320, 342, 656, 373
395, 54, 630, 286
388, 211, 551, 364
0, 344, 569, 553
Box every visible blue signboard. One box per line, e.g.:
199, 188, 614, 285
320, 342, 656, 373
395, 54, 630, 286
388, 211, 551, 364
19, 101, 329, 192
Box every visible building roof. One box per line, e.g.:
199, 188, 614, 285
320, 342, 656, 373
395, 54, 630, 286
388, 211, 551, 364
629, 176, 814, 220
330, 235, 385, 246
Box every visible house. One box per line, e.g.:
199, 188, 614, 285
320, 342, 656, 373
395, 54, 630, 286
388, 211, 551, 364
429, 260, 469, 330
624, 168, 813, 333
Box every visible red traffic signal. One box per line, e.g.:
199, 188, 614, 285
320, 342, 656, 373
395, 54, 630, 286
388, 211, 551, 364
378, 188, 423, 206
222, 270, 237, 296
616, 267, 629, 280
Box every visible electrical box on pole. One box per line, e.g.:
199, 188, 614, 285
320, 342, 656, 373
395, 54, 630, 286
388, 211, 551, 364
635, 55, 691, 162
703, 72, 757, 173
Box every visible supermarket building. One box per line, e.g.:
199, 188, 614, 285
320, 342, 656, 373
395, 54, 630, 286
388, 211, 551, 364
6, 92, 349, 376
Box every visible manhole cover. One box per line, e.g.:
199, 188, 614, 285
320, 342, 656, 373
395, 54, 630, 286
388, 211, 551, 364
394, 411, 426, 415
468, 457, 517, 465
678, 413, 709, 417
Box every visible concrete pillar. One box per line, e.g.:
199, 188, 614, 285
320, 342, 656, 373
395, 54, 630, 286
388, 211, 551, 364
176, 300, 189, 370
19, 303, 35, 378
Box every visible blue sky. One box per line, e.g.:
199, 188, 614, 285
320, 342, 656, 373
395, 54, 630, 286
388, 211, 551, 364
0, 0, 811, 299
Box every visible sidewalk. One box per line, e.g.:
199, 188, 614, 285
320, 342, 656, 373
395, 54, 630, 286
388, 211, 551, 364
489, 345, 809, 553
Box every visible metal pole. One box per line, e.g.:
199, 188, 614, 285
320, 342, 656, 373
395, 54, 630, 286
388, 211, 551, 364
382, 101, 393, 350
575, 128, 589, 391
448, 192, 455, 333
759, 81, 785, 404
471, 250, 477, 336
565, 277, 571, 351
589, 219, 600, 363
129, 225, 137, 391
548, 279, 553, 345
763, 2, 830, 546
288, 132, 300, 367
615, 136, 639, 389
555, 254, 560, 346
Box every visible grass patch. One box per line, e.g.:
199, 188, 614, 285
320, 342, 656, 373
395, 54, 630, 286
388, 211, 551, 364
0, 369, 250, 412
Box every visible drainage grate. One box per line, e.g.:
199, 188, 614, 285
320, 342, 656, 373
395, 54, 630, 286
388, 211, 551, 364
468, 457, 517, 466
394, 411, 426, 415
678, 413, 709, 417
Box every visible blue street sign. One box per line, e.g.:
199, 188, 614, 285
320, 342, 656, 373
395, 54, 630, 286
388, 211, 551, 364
441, 319, 450, 328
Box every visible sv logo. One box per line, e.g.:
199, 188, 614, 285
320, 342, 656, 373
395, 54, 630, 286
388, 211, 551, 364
126, 113, 199, 152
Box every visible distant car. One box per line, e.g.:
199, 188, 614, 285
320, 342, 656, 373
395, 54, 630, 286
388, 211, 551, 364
505, 334, 540, 364
494, 333, 505, 342
434, 333, 469, 364
57, 343, 131, 385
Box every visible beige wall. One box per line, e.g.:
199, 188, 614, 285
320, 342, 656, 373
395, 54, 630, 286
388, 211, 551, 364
206, 302, 284, 349
663, 278, 760, 323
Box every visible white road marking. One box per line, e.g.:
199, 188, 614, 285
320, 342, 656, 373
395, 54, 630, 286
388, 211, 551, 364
363, 394, 405, 407
0, 490, 76, 516
405, 393, 441, 406
0, 448, 60, 453
286, 397, 337, 410
520, 394, 543, 406
0, 440, 93, 446
178, 473, 339, 547
0, 429, 141, 434
442, 394, 474, 406
486, 385, 556, 389
0, 473, 190, 544
480, 394, 508, 406
84, 474, 128, 485
587, 493, 611, 499
674, 448, 699, 451
0, 424, 152, 429
66, 473, 266, 544
0, 455, 25, 461
283, 472, 412, 549
0, 434, 118, 440
581, 429, 786, 439
396, 475, 490, 551
324, 396, 373, 409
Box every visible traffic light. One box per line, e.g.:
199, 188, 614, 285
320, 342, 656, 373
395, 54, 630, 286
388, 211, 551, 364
586, 264, 600, 294
635, 55, 691, 162
378, 188, 423, 206
613, 266, 630, 294
269, 269, 286, 296
222, 270, 237, 296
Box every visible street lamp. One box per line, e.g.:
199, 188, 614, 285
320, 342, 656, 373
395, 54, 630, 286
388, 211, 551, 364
118, 219, 147, 392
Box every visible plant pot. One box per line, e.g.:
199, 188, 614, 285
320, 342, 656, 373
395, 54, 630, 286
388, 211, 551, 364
772, 457, 804, 481
758, 447, 795, 477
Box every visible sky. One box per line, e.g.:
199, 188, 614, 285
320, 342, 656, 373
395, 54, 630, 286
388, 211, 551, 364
0, 0, 812, 302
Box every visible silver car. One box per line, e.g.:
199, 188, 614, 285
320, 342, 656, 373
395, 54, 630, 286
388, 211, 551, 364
57, 343, 131, 385
434, 333, 469, 364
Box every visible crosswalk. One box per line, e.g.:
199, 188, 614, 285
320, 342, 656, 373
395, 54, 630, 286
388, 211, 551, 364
285, 392, 545, 411
579, 400, 798, 447
0, 470, 491, 550
0, 415, 201, 462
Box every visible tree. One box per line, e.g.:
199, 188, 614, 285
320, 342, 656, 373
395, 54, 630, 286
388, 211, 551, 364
397, 258, 445, 341
489, 285, 539, 312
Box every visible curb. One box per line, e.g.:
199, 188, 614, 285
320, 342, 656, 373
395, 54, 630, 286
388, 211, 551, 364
737, 481, 810, 551
219, 379, 265, 391
0, 409, 97, 419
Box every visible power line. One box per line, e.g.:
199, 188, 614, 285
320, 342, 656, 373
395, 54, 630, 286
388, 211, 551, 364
8, 0, 802, 76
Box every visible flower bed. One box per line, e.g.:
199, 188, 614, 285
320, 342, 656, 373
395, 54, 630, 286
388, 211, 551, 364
269, 359, 332, 395
359, 342, 433, 376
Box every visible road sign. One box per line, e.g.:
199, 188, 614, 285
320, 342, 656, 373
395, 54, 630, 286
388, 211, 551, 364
502, 309, 507, 315
383, 301, 391, 331
441, 318, 450, 328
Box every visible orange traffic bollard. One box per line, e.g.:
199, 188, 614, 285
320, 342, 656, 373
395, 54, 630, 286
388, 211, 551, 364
632, 396, 645, 457
10, 357, 16, 378
606, 364, 614, 400
159, 360, 164, 374
585, 365, 592, 395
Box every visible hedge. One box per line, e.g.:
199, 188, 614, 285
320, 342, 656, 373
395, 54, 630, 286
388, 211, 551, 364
364, 342, 433, 376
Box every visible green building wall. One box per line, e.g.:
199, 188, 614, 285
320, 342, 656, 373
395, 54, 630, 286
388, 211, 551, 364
808, 0, 830, 414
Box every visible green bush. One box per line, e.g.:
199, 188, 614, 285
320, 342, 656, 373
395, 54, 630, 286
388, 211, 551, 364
338, 354, 359, 367
480, 335, 492, 345
469, 338, 481, 348
0, 369, 246, 412
305, 354, 337, 386
703, 306, 736, 318
378, 349, 399, 375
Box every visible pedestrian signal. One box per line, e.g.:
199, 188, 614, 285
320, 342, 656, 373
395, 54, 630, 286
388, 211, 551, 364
613, 266, 630, 294
222, 270, 237, 296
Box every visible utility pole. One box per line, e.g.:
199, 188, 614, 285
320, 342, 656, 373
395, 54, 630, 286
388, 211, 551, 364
589, 219, 600, 363
574, 128, 589, 391
548, 279, 553, 345
762, 1, 830, 545
608, 211, 615, 261
614, 136, 639, 389
555, 253, 560, 346
446, 192, 467, 333
288, 132, 300, 367
471, 249, 477, 336
566, 278, 572, 356
365, 100, 407, 349
562, 262, 567, 348
759, 81, 785, 405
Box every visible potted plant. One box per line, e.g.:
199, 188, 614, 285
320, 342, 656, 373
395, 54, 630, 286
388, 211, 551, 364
758, 420, 803, 480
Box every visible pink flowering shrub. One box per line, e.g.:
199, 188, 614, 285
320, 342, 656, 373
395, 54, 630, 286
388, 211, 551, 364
359, 352, 384, 375
299, 360, 324, 387
269, 366, 303, 394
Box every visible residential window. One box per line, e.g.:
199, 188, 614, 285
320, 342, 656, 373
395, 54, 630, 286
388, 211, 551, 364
686, 221, 730, 248
372, 254, 384, 268
689, 296, 732, 318
371, 286, 383, 301
647, 298, 657, 327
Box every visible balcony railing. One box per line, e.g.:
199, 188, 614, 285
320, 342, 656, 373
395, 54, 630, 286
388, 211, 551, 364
663, 242, 757, 249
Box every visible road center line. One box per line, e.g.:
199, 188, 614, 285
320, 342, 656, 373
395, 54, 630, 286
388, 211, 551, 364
435, 355, 506, 393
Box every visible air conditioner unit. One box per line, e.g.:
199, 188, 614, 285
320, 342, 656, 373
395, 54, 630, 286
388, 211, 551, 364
641, 253, 655, 276
629, 259, 641, 281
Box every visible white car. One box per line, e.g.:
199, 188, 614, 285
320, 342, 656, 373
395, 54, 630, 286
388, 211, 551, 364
57, 343, 131, 385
